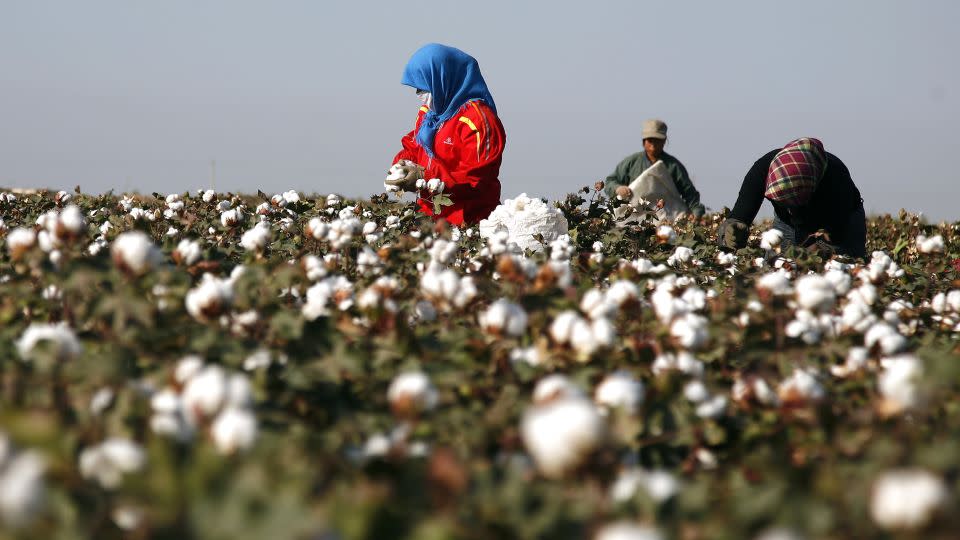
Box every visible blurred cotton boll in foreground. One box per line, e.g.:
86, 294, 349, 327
211, 408, 258, 454
870, 469, 947, 530
185, 274, 235, 322
521, 394, 606, 479
78, 438, 146, 489
0, 435, 47, 530
594, 371, 645, 415
594, 522, 665, 540
915, 234, 944, 253
111, 231, 163, 276
387, 371, 438, 419
760, 228, 783, 250
16, 322, 82, 362
478, 298, 528, 337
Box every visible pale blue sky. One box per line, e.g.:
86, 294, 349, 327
2, 1, 958, 219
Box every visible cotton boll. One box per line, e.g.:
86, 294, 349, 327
15, 322, 82, 362
840, 300, 877, 333
831, 346, 870, 378
847, 283, 878, 306
651, 351, 704, 378
173, 238, 202, 266
412, 300, 437, 323
239, 222, 271, 252
185, 274, 235, 322
695, 395, 727, 419
387, 371, 438, 418
0, 448, 47, 529
549, 310, 582, 344
521, 397, 606, 478
594, 371, 645, 414
111, 231, 163, 276
795, 275, 836, 313
823, 268, 852, 295
533, 374, 585, 404
756, 271, 793, 296
878, 355, 923, 413
210, 408, 258, 454
683, 380, 710, 403
58, 205, 86, 238
759, 228, 783, 250
181, 365, 228, 421
89, 387, 115, 416
777, 368, 825, 405
609, 468, 678, 504
716, 251, 736, 266
581, 288, 615, 320
864, 323, 907, 355
656, 225, 676, 244
732, 375, 780, 407
78, 438, 146, 489
915, 234, 944, 254
478, 299, 528, 337
670, 313, 709, 350
220, 207, 244, 227
870, 469, 947, 530
667, 246, 694, 267
595, 522, 665, 540
174, 355, 205, 384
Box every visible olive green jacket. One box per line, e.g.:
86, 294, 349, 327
604, 151, 705, 217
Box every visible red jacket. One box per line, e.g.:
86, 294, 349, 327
393, 100, 505, 226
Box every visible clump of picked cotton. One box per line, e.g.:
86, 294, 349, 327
111, 231, 163, 276
239, 221, 271, 252
478, 193, 569, 253
877, 354, 924, 414
777, 368, 826, 406
0, 435, 47, 529
172, 238, 202, 266
915, 234, 944, 254
521, 389, 605, 478
760, 228, 783, 250
302, 275, 354, 320
78, 438, 146, 489
478, 298, 528, 337
870, 469, 948, 530
594, 521, 665, 540
185, 274, 234, 322
16, 322, 82, 362
387, 371, 438, 419
594, 371, 644, 415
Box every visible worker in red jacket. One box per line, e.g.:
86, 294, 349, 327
385, 43, 506, 226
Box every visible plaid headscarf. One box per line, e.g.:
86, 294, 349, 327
764, 138, 827, 207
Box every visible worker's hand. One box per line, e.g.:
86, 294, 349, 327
717, 218, 749, 250
384, 160, 425, 192
806, 239, 838, 258
615, 186, 633, 201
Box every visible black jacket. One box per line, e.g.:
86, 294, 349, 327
729, 149, 866, 257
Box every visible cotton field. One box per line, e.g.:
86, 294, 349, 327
0, 187, 959, 539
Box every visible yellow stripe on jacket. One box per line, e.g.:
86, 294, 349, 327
458, 116, 482, 161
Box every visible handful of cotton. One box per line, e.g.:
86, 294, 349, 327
384, 161, 412, 193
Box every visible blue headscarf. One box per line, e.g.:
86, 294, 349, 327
401, 43, 497, 158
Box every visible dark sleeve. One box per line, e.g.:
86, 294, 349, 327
671, 160, 705, 216
604, 154, 638, 198
823, 154, 866, 258
729, 149, 779, 223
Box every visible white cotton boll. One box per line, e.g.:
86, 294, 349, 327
864, 323, 907, 355
224, 373, 253, 410
59, 205, 86, 236
521, 397, 605, 478
785, 309, 824, 345
580, 288, 612, 320
201, 190, 216, 202
753, 528, 806, 540
185, 274, 234, 322
589, 317, 616, 348
181, 365, 228, 420
870, 469, 947, 530
680, 287, 707, 311
594, 371, 644, 414
15, 322, 82, 362
757, 271, 793, 296
240, 221, 270, 251
306, 217, 330, 240
777, 368, 826, 404
716, 251, 736, 266
878, 355, 923, 412
111, 231, 163, 276
930, 290, 960, 314
426, 178, 445, 193
667, 246, 694, 267
650, 286, 688, 324
533, 374, 585, 404
173, 238, 202, 266
570, 317, 601, 358
478, 299, 528, 337
387, 371, 438, 416
412, 300, 437, 322
549, 310, 581, 344
656, 225, 676, 244
848, 283, 878, 306
795, 275, 836, 313
831, 346, 870, 378
509, 346, 544, 367
595, 522, 665, 540
174, 355, 205, 384
0, 449, 47, 529
610, 468, 678, 504
683, 380, 710, 403
78, 438, 146, 489
760, 228, 783, 250
823, 268, 852, 295
651, 351, 704, 378
210, 408, 258, 454
916, 234, 944, 254
301, 255, 328, 281
606, 280, 639, 308
695, 395, 727, 419
220, 207, 244, 227
670, 313, 709, 350
89, 387, 115, 416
